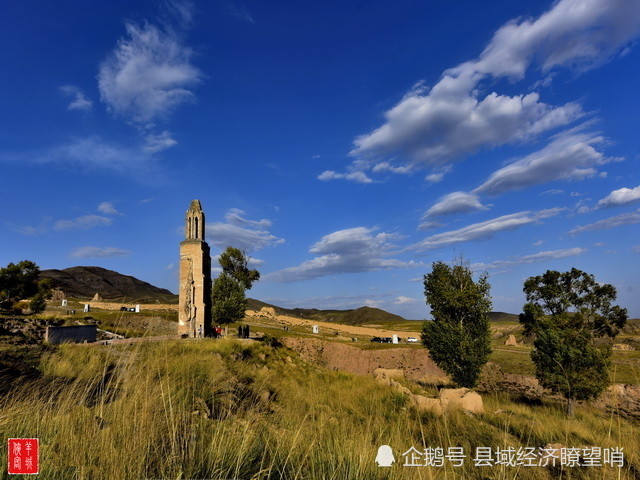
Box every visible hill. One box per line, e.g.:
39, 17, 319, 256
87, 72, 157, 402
488, 311, 519, 322
246, 298, 407, 325
40, 266, 178, 303
38, 266, 521, 323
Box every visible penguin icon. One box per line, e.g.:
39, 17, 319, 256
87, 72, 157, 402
375, 445, 395, 467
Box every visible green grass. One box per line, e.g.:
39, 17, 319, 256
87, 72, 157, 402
1, 338, 639, 479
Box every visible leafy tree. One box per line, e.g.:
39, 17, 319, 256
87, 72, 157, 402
211, 273, 247, 326
211, 247, 260, 326
421, 260, 492, 388
519, 268, 627, 416
29, 278, 53, 314
0, 260, 51, 312
218, 246, 260, 290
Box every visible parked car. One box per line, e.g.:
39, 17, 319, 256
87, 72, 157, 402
370, 337, 383, 343
406, 337, 418, 343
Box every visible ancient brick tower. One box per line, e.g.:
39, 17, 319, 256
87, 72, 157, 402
179, 200, 212, 337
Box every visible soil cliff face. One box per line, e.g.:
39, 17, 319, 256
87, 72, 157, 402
282, 337, 445, 380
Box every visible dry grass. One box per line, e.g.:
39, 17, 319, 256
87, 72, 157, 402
0, 338, 638, 479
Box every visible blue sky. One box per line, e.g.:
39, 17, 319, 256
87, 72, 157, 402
1, 0, 639, 319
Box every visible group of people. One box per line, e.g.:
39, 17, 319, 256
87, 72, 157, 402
237, 324, 250, 338
193, 325, 250, 339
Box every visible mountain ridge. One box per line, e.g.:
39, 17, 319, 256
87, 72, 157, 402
40, 265, 520, 323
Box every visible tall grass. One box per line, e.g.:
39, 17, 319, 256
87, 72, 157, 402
0, 338, 638, 479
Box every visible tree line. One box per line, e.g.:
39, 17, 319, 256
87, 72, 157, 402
421, 259, 628, 416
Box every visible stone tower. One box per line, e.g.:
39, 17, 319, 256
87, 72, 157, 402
179, 200, 212, 337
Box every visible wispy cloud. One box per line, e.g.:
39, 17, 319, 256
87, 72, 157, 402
60, 85, 93, 111
38, 136, 155, 173
70, 246, 131, 258
268, 227, 423, 282
569, 209, 640, 235
9, 206, 117, 236
98, 15, 201, 123
409, 209, 563, 251
54, 214, 113, 231
318, 170, 373, 184
597, 185, 640, 208
394, 296, 418, 304
473, 129, 620, 196
421, 192, 488, 220
472, 247, 586, 270
207, 208, 284, 251
97, 202, 120, 215
143, 130, 178, 153
226, 1, 255, 23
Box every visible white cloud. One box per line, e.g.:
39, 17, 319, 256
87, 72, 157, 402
97, 202, 119, 215
371, 162, 412, 175
470, 0, 640, 79
422, 192, 488, 220
425, 172, 444, 183
7, 224, 46, 236
409, 209, 561, 251
569, 209, 640, 235
472, 247, 586, 270
269, 227, 423, 282
631, 246, 640, 253
98, 21, 201, 123
346, 0, 640, 175
597, 185, 640, 208
70, 246, 131, 258
224, 208, 272, 229
352, 88, 581, 166
26, 136, 153, 173
533, 240, 543, 246
143, 130, 178, 153
54, 215, 113, 231
317, 170, 373, 184
394, 296, 417, 305
418, 220, 443, 231
473, 129, 620, 195
60, 85, 93, 111
207, 209, 283, 251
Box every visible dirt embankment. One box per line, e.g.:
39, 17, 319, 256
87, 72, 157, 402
282, 337, 445, 381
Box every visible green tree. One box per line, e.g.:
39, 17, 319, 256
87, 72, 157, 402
211, 247, 260, 326
520, 268, 627, 416
0, 260, 51, 312
421, 260, 492, 388
218, 246, 260, 290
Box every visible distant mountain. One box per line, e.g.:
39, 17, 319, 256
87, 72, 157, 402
40, 266, 178, 303
39, 266, 520, 321
488, 312, 519, 322
246, 298, 408, 324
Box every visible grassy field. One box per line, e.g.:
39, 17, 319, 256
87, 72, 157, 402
1, 338, 639, 479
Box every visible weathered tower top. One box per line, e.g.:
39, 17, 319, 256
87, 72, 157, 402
185, 199, 205, 241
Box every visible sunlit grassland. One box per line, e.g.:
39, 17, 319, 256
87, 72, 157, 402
0, 338, 638, 479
